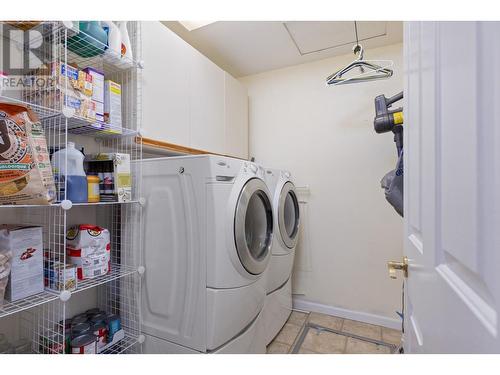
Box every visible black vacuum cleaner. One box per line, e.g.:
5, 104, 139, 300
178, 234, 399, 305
373, 91, 404, 217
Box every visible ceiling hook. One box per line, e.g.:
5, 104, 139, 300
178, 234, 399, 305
352, 21, 364, 61
353, 44, 364, 60
353, 44, 365, 73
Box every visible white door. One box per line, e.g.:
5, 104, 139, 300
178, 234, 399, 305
404, 21, 500, 353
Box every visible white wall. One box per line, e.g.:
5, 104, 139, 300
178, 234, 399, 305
240, 43, 404, 322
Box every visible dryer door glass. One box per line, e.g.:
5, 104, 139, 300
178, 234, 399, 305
279, 182, 300, 249
235, 178, 273, 275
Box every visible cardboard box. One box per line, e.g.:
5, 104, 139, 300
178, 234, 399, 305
78, 70, 93, 97
58, 88, 96, 122
26, 64, 96, 122
24, 62, 96, 122
0, 225, 43, 302
53, 62, 79, 90
103, 80, 122, 134
83, 67, 104, 123
51, 62, 92, 98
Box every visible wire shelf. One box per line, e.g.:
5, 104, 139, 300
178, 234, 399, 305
97, 273, 141, 354
0, 291, 58, 319
0, 21, 140, 74
18, 300, 140, 354
60, 115, 139, 139
0, 96, 137, 139
0, 264, 137, 320
0, 95, 60, 120
71, 264, 137, 295
0, 200, 140, 209
63, 21, 140, 74
100, 332, 139, 354
1, 21, 142, 140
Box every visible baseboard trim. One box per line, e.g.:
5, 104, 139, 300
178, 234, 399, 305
292, 296, 401, 330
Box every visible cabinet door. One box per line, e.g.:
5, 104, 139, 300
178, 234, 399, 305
189, 50, 225, 154
224, 73, 249, 159
142, 22, 190, 145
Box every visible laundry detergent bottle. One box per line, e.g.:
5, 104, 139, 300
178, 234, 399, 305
51, 142, 88, 203
102, 21, 121, 61
116, 21, 133, 67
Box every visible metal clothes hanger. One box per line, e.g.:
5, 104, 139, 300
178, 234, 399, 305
326, 21, 394, 86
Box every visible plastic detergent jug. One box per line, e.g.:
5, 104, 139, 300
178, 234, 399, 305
67, 21, 107, 58
51, 142, 88, 203
102, 21, 121, 62
116, 21, 133, 67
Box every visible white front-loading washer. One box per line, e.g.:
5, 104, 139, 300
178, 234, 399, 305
261, 168, 300, 345
140, 155, 273, 353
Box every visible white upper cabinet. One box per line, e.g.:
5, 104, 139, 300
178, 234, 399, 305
224, 73, 248, 159
142, 21, 190, 146
189, 49, 226, 154
141, 22, 248, 158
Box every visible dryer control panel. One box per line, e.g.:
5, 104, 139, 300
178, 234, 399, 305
243, 162, 265, 179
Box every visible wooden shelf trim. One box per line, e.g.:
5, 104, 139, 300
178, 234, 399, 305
136, 137, 246, 160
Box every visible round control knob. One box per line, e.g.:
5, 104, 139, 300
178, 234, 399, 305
249, 164, 258, 174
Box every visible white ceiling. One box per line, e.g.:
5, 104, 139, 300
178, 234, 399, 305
162, 21, 403, 77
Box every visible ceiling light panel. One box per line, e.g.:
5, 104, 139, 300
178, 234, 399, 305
179, 21, 217, 31
284, 21, 387, 55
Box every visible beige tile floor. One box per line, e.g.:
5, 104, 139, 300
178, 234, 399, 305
266, 311, 402, 354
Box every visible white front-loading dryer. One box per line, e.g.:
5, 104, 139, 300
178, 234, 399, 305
261, 168, 300, 345
140, 155, 272, 353
264, 168, 300, 292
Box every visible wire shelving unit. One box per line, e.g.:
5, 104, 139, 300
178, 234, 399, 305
0, 21, 143, 354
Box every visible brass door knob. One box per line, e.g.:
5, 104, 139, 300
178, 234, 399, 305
387, 256, 408, 279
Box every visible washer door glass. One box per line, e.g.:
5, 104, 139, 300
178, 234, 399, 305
235, 178, 273, 275
279, 182, 300, 249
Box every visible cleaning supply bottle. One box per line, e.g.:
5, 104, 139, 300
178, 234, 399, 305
51, 142, 88, 203
116, 21, 133, 67
102, 21, 121, 62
